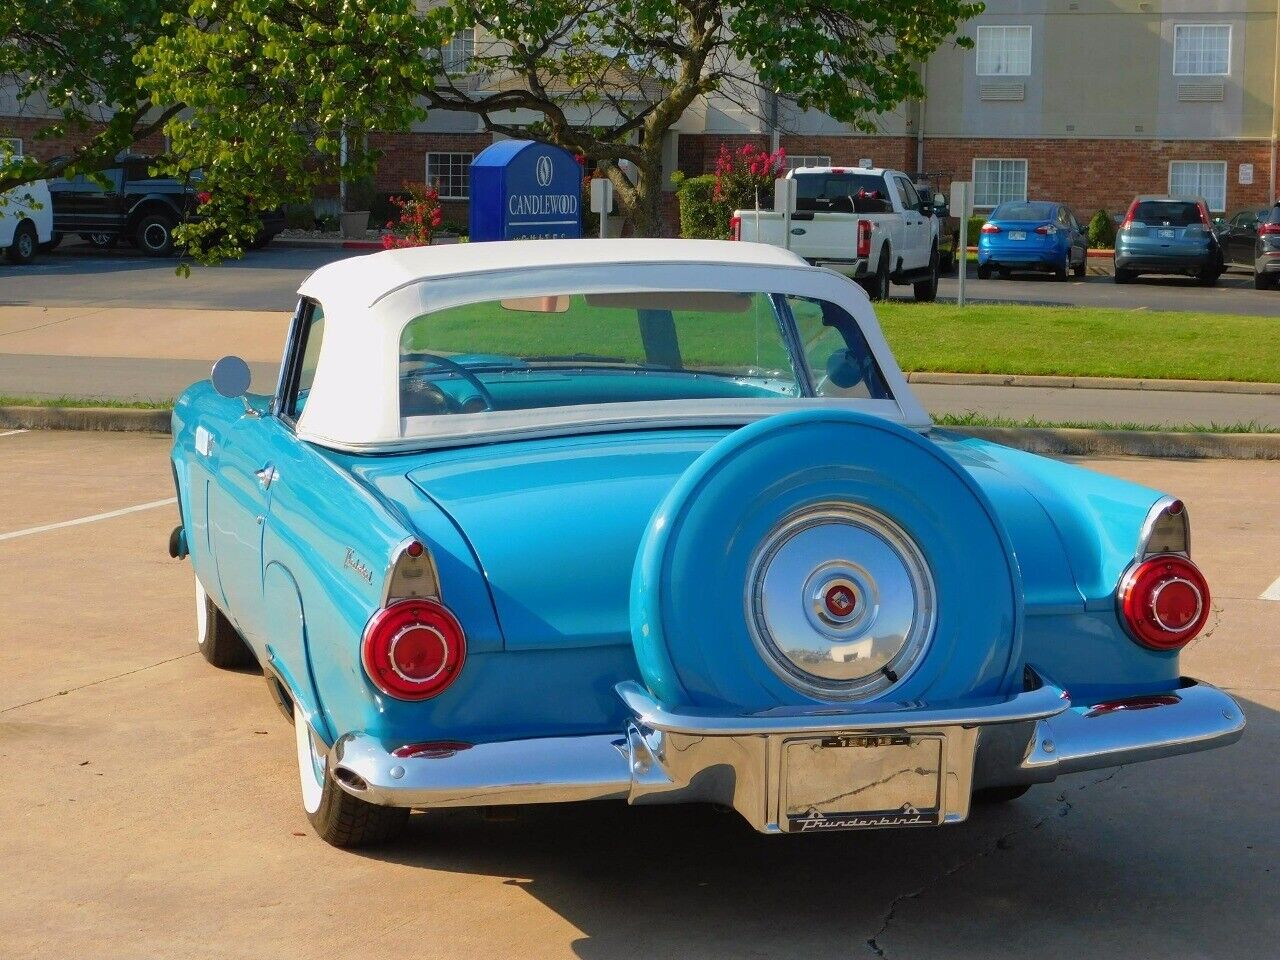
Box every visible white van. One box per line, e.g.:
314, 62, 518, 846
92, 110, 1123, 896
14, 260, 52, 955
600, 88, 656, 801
1, 179, 54, 264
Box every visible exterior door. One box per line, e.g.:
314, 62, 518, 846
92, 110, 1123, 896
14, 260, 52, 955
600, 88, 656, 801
207, 413, 287, 647
77, 169, 125, 235
893, 175, 929, 270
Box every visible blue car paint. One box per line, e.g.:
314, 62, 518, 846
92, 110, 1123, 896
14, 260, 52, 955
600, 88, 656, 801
173, 381, 1179, 751
977, 202, 1085, 272
632, 410, 1024, 711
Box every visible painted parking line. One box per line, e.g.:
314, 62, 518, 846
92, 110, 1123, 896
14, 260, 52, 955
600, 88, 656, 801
0, 497, 176, 543
0, 429, 29, 438
1261, 576, 1280, 602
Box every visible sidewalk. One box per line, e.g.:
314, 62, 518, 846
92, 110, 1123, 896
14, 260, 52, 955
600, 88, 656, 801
1, 305, 1277, 428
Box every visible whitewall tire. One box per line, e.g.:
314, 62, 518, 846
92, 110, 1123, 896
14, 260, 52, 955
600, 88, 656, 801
194, 574, 255, 668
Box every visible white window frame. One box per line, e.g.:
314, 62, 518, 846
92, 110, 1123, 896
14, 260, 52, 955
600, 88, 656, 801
975, 25, 1033, 77
442, 28, 475, 75
425, 152, 474, 200
785, 155, 831, 170
1168, 160, 1227, 212
1, 137, 21, 159
971, 158, 1028, 209
1173, 23, 1231, 77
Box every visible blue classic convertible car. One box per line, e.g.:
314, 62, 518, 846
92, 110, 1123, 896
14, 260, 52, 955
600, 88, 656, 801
170, 239, 1243, 846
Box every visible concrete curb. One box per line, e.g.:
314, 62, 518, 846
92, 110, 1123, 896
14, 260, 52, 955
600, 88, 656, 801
948, 425, 1280, 460
4, 405, 1277, 459
905, 371, 1280, 396
0, 406, 170, 432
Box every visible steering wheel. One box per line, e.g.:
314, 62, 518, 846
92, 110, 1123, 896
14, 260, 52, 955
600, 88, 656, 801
405, 352, 497, 413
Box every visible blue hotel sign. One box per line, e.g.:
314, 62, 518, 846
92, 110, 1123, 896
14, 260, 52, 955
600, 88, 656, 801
469, 140, 583, 242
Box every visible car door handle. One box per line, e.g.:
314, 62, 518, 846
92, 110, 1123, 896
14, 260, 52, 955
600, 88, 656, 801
255, 465, 277, 490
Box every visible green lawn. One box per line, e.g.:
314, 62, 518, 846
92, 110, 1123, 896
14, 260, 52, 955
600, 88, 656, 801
875, 303, 1280, 383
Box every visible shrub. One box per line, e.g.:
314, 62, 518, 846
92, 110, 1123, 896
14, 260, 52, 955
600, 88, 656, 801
676, 173, 723, 239
284, 202, 315, 230
713, 143, 786, 213
967, 215, 987, 243
381, 182, 443, 248
1087, 208, 1116, 249
344, 175, 376, 213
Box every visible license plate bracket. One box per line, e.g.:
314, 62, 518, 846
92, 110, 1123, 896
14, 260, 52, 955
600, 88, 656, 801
781, 733, 944, 832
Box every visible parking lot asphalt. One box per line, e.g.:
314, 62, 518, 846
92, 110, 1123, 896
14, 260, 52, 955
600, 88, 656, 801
1, 429, 1276, 960
3, 239, 1279, 316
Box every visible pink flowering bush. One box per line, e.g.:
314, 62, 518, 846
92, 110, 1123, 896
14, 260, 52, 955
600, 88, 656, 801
712, 143, 787, 212
381, 182, 444, 248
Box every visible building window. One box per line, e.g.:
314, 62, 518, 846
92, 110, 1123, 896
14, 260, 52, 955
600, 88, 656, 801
976, 25, 1032, 77
1169, 160, 1227, 212
442, 29, 475, 75
426, 152, 474, 200
1173, 24, 1231, 76
1, 137, 21, 159
972, 158, 1027, 208
785, 155, 831, 170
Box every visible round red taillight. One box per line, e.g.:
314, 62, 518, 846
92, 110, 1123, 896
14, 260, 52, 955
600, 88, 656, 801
361, 599, 466, 700
1118, 555, 1210, 650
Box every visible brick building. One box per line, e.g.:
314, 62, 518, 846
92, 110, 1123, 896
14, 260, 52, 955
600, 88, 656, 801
5, 0, 1277, 232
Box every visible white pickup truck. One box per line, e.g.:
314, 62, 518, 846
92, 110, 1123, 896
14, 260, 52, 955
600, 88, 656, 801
732, 166, 940, 301
1, 179, 54, 265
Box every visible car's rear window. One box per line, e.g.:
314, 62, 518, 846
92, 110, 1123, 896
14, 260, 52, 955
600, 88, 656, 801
395, 291, 891, 419
1132, 201, 1202, 226
991, 201, 1055, 221
794, 173, 891, 213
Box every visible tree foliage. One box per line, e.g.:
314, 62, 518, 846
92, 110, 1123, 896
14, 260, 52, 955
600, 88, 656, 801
0, 0, 183, 193
142, 0, 981, 257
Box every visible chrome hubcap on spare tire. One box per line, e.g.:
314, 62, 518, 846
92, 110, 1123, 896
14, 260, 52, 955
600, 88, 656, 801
746, 502, 936, 700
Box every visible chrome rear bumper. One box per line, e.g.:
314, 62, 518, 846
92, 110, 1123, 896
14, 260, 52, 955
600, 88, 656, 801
328, 671, 1243, 833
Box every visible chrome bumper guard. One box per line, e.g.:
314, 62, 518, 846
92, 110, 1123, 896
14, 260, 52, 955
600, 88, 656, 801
328, 670, 1243, 833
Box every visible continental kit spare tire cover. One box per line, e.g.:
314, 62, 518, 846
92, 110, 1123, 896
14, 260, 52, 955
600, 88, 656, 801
630, 410, 1024, 712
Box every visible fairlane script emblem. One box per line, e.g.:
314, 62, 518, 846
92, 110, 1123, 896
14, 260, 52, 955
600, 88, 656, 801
343, 548, 374, 585
792, 803, 933, 832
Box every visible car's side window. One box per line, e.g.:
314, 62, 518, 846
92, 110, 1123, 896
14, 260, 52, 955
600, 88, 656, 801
283, 301, 326, 421
895, 177, 921, 212
785, 296, 892, 401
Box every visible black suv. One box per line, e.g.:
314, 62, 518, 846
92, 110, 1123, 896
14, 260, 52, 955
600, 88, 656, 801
1219, 204, 1280, 290
48, 155, 284, 256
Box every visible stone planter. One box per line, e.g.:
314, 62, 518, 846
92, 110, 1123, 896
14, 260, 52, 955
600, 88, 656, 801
340, 211, 370, 239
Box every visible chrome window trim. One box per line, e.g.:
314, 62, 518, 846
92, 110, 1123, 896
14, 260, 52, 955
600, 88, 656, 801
274, 297, 314, 426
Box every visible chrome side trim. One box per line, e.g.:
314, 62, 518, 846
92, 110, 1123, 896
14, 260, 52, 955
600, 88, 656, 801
614, 673, 1069, 737
380, 536, 442, 605
1136, 494, 1190, 558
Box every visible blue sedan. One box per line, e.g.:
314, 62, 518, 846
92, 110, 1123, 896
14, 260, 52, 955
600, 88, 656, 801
977, 201, 1089, 280
169, 239, 1241, 847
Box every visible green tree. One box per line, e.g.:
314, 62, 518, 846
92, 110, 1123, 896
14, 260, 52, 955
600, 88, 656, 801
142, 0, 981, 256
0, 1, 184, 193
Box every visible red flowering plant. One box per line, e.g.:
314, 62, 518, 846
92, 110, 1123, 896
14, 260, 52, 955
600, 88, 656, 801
381, 181, 444, 249
712, 143, 787, 213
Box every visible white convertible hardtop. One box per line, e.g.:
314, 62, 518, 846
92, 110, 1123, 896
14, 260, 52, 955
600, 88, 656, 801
293, 239, 931, 451
298, 238, 815, 310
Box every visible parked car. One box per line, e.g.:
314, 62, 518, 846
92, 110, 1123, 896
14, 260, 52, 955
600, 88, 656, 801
976, 201, 1088, 280
732, 165, 941, 301
0, 179, 54, 264
1114, 195, 1223, 285
909, 172, 960, 273
170, 239, 1243, 848
1220, 204, 1280, 289
48, 155, 285, 256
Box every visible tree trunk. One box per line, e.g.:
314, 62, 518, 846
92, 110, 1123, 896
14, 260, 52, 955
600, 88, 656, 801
622, 157, 667, 238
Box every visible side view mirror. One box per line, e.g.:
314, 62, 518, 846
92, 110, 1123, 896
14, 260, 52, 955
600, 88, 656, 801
919, 202, 934, 218
211, 355, 252, 398
825, 349, 867, 390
